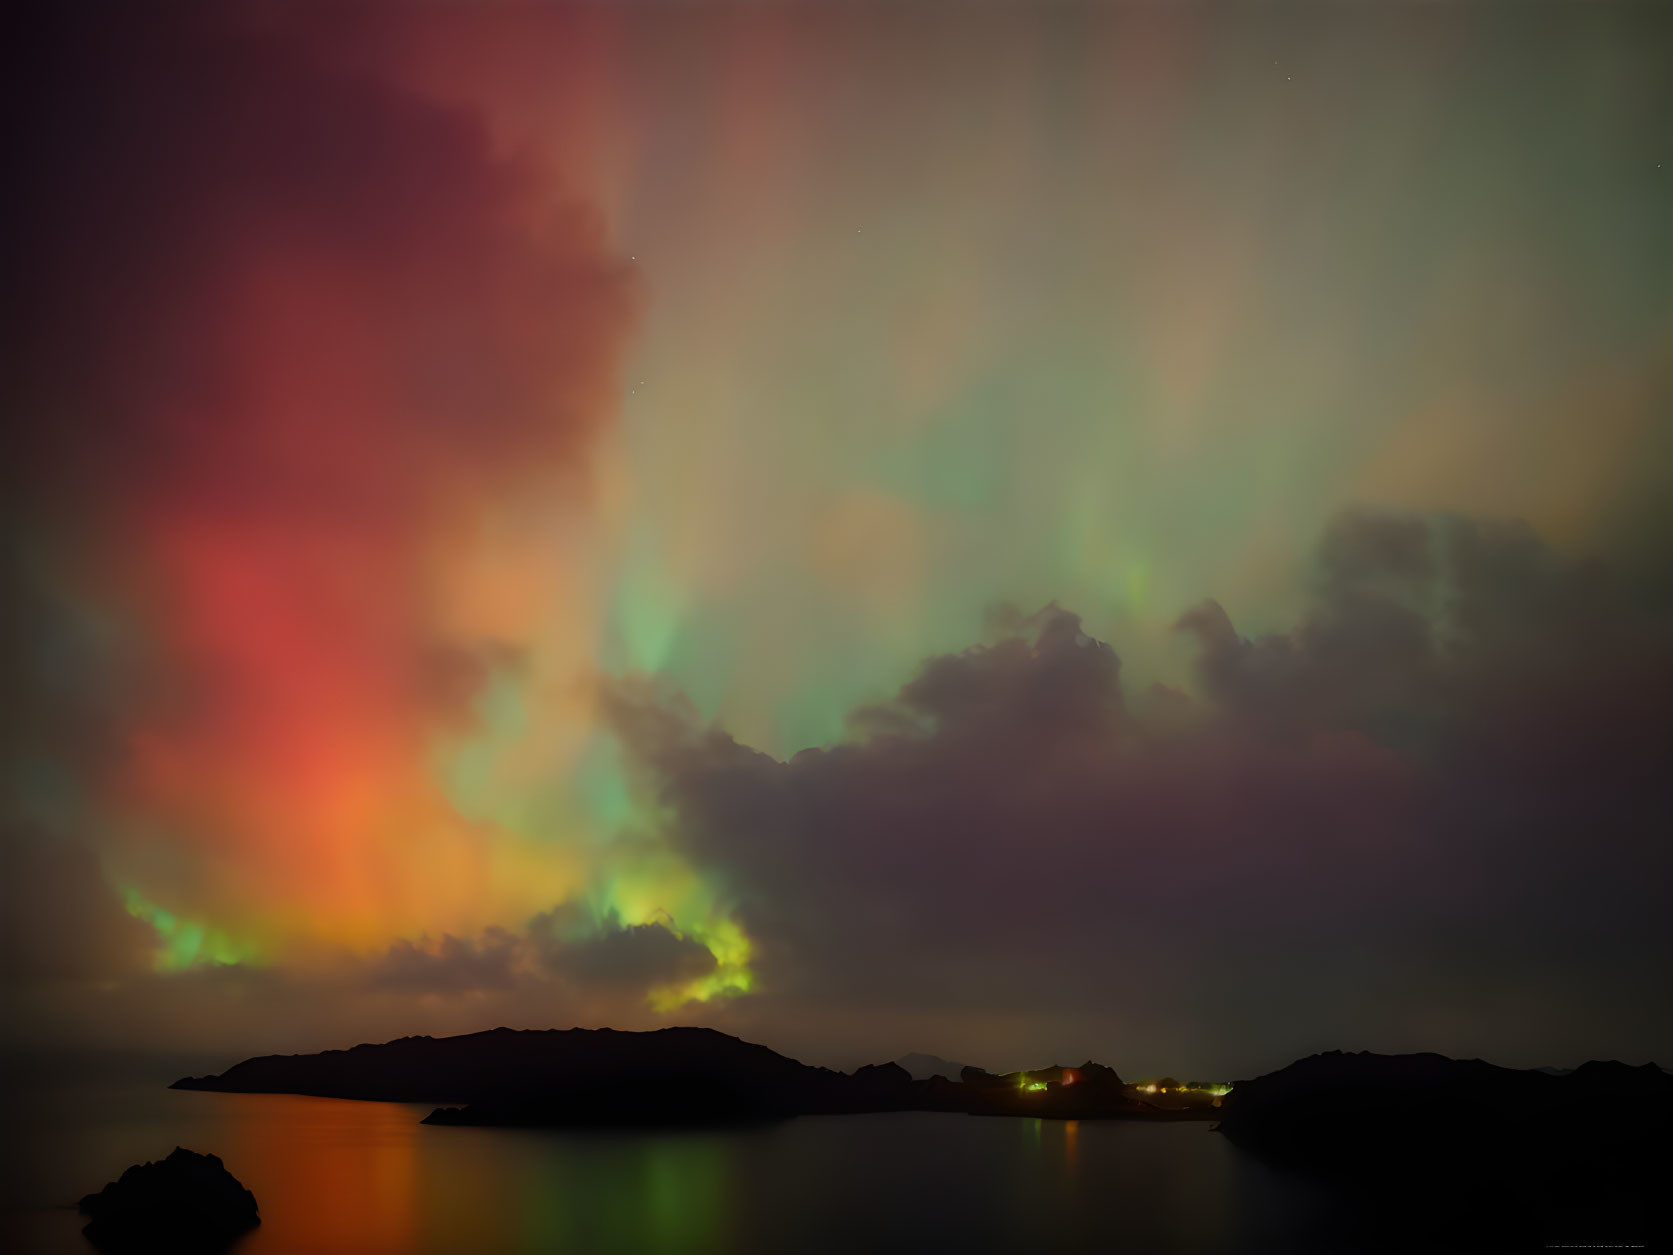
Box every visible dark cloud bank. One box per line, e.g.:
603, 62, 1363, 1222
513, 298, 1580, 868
369, 909, 716, 996
604, 510, 1672, 1074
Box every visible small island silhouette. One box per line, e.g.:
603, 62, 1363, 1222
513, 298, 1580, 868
78, 1147, 259, 1254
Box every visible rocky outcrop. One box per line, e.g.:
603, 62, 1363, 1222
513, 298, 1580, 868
78, 1147, 258, 1253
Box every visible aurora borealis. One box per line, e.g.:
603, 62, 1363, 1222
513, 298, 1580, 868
3, 1, 1670, 1077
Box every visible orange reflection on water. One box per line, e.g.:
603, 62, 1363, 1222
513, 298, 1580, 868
194, 1094, 422, 1255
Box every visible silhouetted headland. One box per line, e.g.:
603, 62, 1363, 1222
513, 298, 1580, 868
78, 1147, 259, 1254
1215, 1050, 1672, 1249
171, 1026, 1203, 1127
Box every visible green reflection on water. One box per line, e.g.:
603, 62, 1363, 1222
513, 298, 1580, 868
516, 1134, 732, 1255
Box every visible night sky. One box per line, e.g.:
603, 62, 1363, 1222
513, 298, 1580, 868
3, 1, 1670, 1078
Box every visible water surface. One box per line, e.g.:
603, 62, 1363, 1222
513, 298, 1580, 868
2, 1076, 1372, 1254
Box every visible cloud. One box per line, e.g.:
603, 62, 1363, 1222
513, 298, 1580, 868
606, 510, 1673, 1073
368, 928, 526, 994
2, 3, 637, 945
360, 908, 717, 999
529, 906, 718, 991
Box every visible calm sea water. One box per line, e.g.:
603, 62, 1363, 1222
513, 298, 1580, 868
0, 1071, 1387, 1254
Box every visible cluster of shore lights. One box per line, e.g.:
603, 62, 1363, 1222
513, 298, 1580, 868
1010, 1077, 1077, 1097
1018, 1069, 1081, 1092
1142, 1083, 1233, 1096
1013, 1075, 1233, 1098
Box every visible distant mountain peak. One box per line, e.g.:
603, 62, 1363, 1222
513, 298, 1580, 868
897, 1051, 974, 1081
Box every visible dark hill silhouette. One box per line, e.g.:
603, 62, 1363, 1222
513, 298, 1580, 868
176, 1027, 824, 1104
1215, 1050, 1672, 1249
174, 1026, 921, 1126
171, 1027, 1189, 1127
895, 1051, 972, 1081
